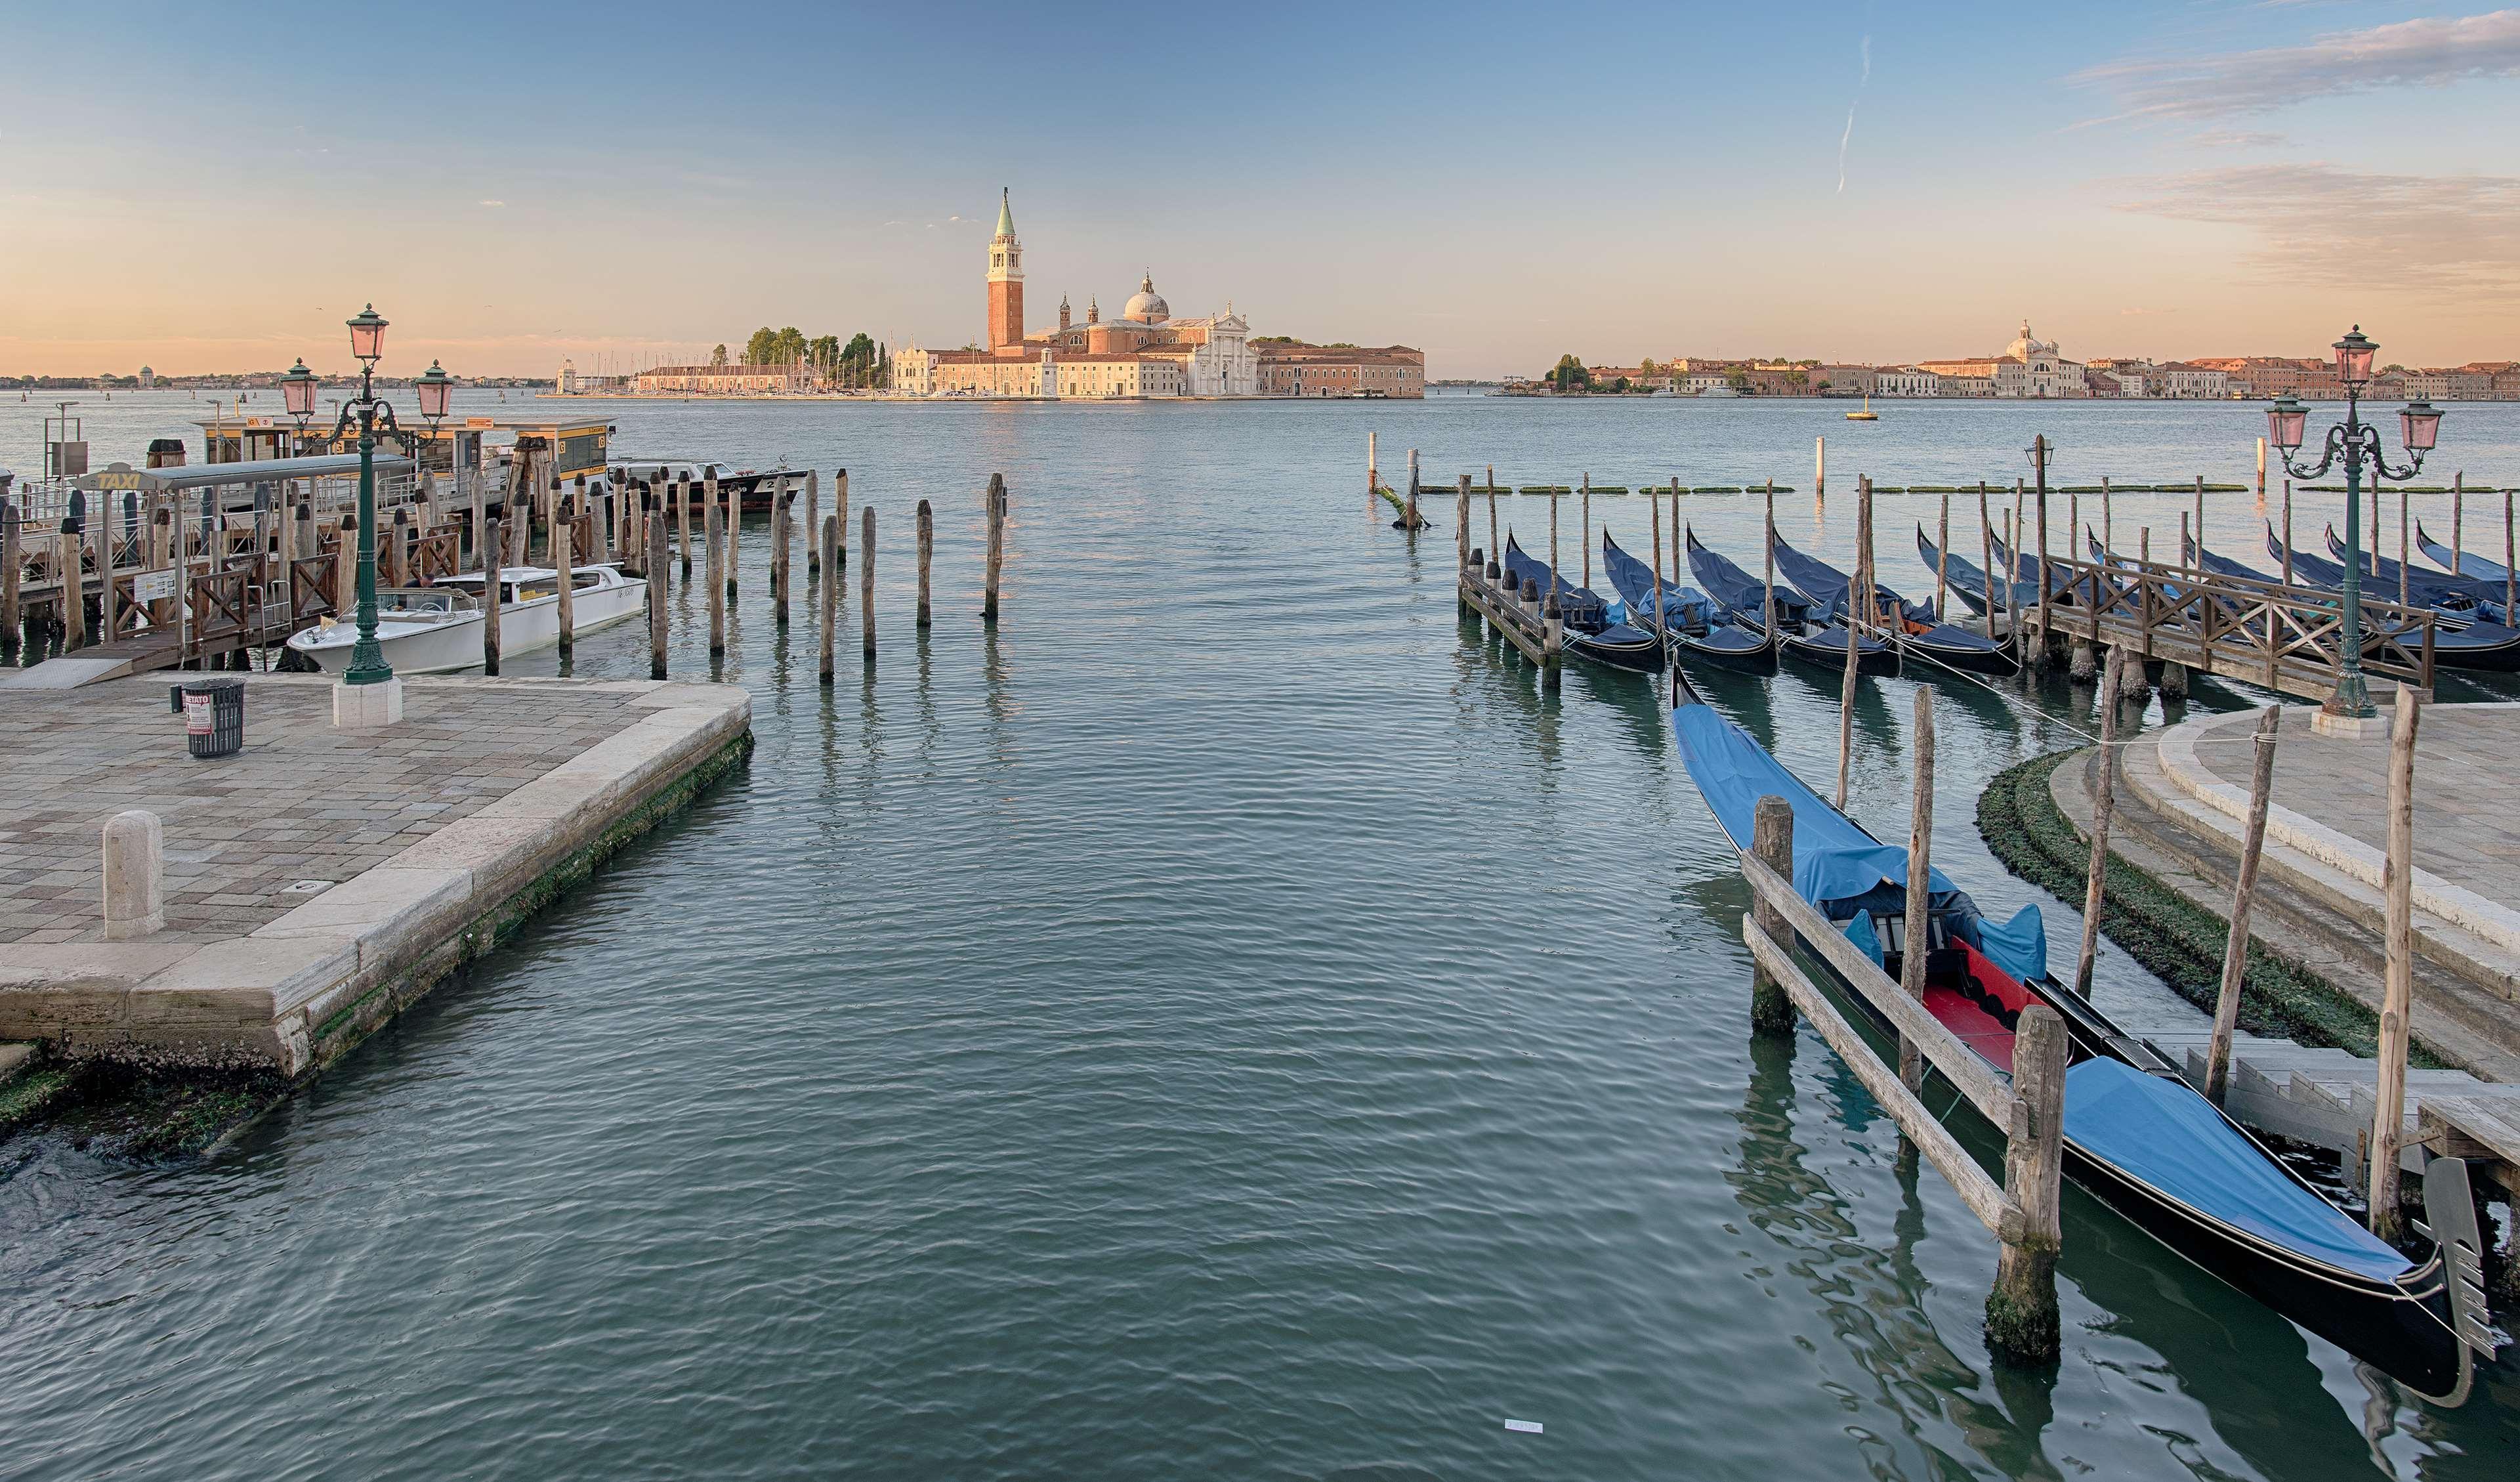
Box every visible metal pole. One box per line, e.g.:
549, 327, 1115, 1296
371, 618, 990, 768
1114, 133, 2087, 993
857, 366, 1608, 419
345, 364, 390, 685
2333, 391, 2372, 718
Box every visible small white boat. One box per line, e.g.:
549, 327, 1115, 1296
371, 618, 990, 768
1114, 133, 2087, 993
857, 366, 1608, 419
287, 564, 646, 675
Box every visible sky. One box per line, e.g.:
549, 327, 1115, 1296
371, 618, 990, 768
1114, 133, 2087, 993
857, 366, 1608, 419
5, 1, 2519, 379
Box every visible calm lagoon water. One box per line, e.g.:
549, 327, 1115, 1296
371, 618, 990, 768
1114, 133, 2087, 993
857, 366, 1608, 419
3, 391, 2516, 1479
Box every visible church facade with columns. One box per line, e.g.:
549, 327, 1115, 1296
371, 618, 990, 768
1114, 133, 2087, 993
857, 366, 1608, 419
895, 190, 1416, 399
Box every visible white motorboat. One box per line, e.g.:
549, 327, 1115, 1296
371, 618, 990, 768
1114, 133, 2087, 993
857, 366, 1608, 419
286, 564, 646, 675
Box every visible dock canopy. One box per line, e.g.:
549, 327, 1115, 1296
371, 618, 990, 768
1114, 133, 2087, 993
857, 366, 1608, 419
137, 452, 414, 492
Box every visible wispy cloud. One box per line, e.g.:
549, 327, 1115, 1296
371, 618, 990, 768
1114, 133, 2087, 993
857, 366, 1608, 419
1837, 33, 1871, 194
2186, 129, 2288, 150
478, 199, 506, 207
2076, 9, 2520, 121
2113, 162, 2520, 297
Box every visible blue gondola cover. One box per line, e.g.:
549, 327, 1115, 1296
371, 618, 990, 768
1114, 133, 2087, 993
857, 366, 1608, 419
2065, 1059, 2413, 1282
1967, 903, 2049, 986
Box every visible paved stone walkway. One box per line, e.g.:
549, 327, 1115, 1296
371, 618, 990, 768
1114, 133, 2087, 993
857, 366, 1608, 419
0, 676, 660, 944
2190, 701, 2520, 894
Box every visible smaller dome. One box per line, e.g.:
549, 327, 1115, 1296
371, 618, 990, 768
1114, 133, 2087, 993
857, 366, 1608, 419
1122, 272, 1169, 324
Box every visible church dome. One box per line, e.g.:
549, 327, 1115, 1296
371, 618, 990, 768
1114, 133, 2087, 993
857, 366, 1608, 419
2006, 318, 2059, 360
1122, 272, 1169, 324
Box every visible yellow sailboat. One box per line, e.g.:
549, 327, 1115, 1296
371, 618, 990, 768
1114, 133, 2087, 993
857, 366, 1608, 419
1845, 394, 1878, 421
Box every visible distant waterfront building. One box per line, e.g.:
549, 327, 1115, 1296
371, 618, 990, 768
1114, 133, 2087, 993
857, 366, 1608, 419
556, 357, 577, 394
137, 365, 156, 389
1873, 366, 1939, 396
1923, 321, 2088, 398
1254, 343, 1427, 397
893, 190, 1416, 398
2156, 362, 2228, 400
633, 362, 810, 394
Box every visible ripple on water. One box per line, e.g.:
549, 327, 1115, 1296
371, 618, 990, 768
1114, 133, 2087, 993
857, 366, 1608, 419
3, 394, 2517, 1479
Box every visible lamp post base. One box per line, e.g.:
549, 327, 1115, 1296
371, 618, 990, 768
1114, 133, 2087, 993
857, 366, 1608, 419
2311, 706, 2391, 740
331, 676, 404, 730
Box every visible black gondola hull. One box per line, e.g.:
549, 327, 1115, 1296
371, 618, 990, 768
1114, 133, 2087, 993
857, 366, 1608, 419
1899, 627, 2017, 675
1776, 624, 1900, 677
2061, 1139, 2465, 1401
1567, 629, 1666, 672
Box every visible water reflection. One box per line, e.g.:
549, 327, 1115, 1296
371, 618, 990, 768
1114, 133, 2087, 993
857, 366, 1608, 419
1729, 1032, 2060, 1480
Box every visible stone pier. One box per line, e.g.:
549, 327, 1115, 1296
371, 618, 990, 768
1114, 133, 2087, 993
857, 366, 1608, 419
0, 674, 749, 1072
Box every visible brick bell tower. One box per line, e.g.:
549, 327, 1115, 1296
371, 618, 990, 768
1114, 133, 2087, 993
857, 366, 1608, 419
986, 187, 1024, 353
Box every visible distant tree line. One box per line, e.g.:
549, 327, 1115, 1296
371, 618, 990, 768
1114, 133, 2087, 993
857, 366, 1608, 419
734, 326, 893, 388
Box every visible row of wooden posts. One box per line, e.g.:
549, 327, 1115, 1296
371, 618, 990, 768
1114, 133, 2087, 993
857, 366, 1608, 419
472, 467, 1011, 681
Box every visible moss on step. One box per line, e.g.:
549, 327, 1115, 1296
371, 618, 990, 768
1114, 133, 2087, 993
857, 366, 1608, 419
1976, 748, 2440, 1065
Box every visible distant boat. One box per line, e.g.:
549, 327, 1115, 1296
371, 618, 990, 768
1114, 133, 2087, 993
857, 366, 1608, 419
1845, 394, 1878, 421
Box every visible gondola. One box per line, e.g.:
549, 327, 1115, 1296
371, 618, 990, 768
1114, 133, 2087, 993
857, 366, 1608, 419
1599, 530, 1774, 673
2230, 531, 2520, 673
1668, 667, 2498, 1405
2320, 524, 2509, 627
1769, 533, 2015, 675
2416, 521, 2508, 585
1500, 535, 1663, 671
1914, 524, 2035, 620
1685, 528, 1898, 676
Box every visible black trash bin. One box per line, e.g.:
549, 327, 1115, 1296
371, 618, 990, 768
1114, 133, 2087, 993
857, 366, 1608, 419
181, 677, 245, 759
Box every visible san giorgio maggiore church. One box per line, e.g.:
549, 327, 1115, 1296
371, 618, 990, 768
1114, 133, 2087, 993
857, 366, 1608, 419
893, 192, 1423, 400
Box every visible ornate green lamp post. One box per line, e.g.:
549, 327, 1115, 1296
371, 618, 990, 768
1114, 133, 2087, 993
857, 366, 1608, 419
2263, 326, 2443, 721
281, 311, 457, 722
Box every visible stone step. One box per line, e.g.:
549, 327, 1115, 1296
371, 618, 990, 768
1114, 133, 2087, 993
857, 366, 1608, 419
0, 1042, 32, 1085
2099, 740, 2520, 1081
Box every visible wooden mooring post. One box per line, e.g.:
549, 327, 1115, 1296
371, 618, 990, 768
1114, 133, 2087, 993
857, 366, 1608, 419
2451, 473, 2463, 576
1835, 476, 1869, 810
861, 505, 877, 664
1747, 798, 1796, 1034
1, 496, 20, 654
705, 485, 726, 658
804, 469, 821, 576
677, 473, 694, 578
1455, 475, 1471, 578
836, 469, 850, 569
647, 493, 669, 680
1736, 805, 2066, 1365
819, 513, 839, 685
1935, 494, 1950, 620
719, 467, 739, 599
2205, 706, 2280, 1105
917, 499, 934, 627
554, 496, 575, 660
1486, 468, 1499, 562
982, 473, 1007, 622
1580, 475, 1591, 589
2371, 686, 2422, 1240
61, 517, 87, 651
482, 508, 504, 677
2072, 646, 2127, 1001
1900, 684, 1936, 1099
773, 479, 792, 627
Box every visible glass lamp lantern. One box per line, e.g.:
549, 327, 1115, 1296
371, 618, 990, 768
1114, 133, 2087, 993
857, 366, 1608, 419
2265, 394, 2310, 453
2334, 326, 2376, 387
2401, 398, 2443, 454
279, 358, 318, 420
346, 304, 388, 364
415, 359, 453, 421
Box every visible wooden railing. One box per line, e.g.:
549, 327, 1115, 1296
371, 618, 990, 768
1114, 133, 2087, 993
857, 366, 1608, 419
2029, 553, 2435, 700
